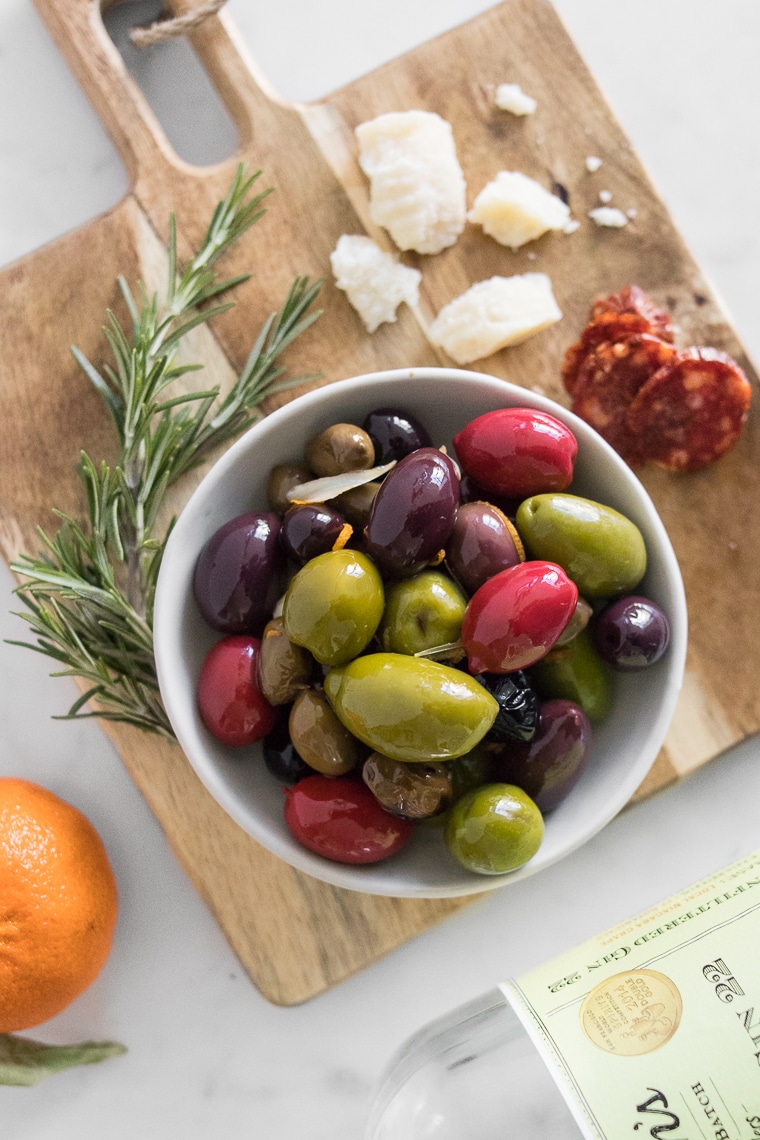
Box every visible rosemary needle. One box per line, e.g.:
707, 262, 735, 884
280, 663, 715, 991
9, 165, 322, 738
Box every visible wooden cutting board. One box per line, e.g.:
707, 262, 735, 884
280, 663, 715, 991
1, 0, 757, 1005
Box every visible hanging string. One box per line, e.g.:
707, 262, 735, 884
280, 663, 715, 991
130, 0, 227, 48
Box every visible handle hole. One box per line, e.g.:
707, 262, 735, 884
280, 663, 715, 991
103, 0, 238, 167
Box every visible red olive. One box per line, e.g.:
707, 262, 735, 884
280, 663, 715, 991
197, 636, 277, 746
453, 408, 577, 499
462, 561, 578, 674
283, 775, 415, 864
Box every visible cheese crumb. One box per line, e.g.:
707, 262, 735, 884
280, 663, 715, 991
563, 219, 581, 235
588, 206, 628, 228
330, 234, 421, 333
626, 207, 638, 219
467, 171, 570, 250
495, 83, 537, 116
429, 273, 562, 364
585, 155, 603, 173
598, 189, 612, 204
355, 111, 466, 255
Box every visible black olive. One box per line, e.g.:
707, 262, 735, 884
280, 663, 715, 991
475, 671, 539, 743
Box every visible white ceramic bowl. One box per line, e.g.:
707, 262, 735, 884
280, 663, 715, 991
154, 367, 687, 898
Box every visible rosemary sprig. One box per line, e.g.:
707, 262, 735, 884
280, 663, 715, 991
8, 165, 322, 738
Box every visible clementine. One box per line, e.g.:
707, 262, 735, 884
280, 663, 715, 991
0, 778, 118, 1034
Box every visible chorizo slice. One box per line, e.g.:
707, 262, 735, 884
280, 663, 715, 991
590, 285, 675, 343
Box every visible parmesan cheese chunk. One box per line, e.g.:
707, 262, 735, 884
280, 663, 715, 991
588, 206, 628, 228
494, 83, 537, 116
467, 171, 571, 250
330, 234, 421, 333
429, 274, 562, 364
355, 111, 467, 255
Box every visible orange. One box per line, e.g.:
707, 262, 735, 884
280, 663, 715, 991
0, 778, 118, 1033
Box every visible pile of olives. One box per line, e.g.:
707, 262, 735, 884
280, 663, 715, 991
192, 405, 671, 876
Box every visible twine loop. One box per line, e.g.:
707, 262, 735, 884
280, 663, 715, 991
130, 0, 227, 48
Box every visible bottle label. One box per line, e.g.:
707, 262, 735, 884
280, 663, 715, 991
500, 848, 760, 1139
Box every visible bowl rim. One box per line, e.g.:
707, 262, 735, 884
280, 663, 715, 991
154, 366, 688, 898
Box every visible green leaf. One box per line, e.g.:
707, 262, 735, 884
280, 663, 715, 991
0, 1034, 126, 1087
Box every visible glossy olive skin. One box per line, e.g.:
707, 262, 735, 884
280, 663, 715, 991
280, 504, 352, 564
531, 627, 614, 723
193, 512, 284, 634
379, 570, 467, 656
197, 636, 277, 747
445, 783, 544, 875
266, 463, 314, 515
453, 408, 577, 499
282, 549, 384, 667
516, 494, 647, 598
593, 595, 671, 671
476, 671, 539, 743
462, 561, 578, 674
283, 775, 415, 865
362, 407, 432, 464
257, 616, 314, 705
263, 718, 311, 784
324, 653, 499, 763
288, 689, 364, 776
304, 423, 375, 476
363, 448, 460, 578
493, 699, 592, 812
446, 501, 524, 595
362, 753, 457, 819
329, 482, 381, 529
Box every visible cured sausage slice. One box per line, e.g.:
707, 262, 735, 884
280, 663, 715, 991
590, 285, 675, 343
625, 347, 752, 471
571, 334, 677, 462
562, 313, 653, 394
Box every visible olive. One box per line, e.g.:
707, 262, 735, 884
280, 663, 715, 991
283, 775, 415, 864
282, 548, 384, 667
379, 570, 467, 656
193, 512, 285, 634
304, 423, 375, 477
267, 463, 314, 515
555, 596, 594, 646
280, 504, 353, 564
288, 689, 364, 776
475, 671, 539, 743
593, 595, 671, 671
329, 481, 381, 529
446, 501, 524, 595
448, 744, 495, 800
197, 636, 277, 746
362, 753, 456, 819
257, 616, 314, 705
462, 561, 578, 674
323, 653, 499, 763
492, 699, 592, 812
531, 627, 614, 723
364, 448, 460, 578
516, 494, 647, 598
445, 783, 544, 874
361, 407, 432, 464
453, 408, 577, 498
459, 475, 520, 517
263, 718, 312, 784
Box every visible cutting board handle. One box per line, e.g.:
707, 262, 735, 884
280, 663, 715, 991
32, 0, 288, 190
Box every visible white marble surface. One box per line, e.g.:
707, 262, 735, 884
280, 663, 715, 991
1, 1, 759, 1135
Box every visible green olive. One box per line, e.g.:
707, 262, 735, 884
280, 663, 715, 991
516, 493, 647, 598
531, 627, 614, 723
379, 570, 467, 656
282, 549, 384, 667
304, 423, 375, 477
288, 689, 363, 776
257, 616, 313, 705
445, 783, 544, 874
266, 462, 314, 514
323, 652, 498, 763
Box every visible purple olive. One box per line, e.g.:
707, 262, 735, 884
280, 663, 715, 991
593, 596, 671, 671
362, 407, 432, 465
492, 699, 591, 812
280, 504, 352, 564
446, 501, 524, 595
363, 448, 459, 578
193, 511, 285, 634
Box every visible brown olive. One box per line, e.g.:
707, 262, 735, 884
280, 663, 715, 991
267, 463, 314, 514
257, 617, 314, 705
288, 689, 364, 776
329, 482, 381, 529
304, 424, 375, 477
362, 752, 456, 819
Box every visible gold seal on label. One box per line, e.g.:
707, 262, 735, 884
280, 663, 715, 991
580, 969, 682, 1056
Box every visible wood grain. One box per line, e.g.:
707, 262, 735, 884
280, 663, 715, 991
0, 0, 757, 1002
